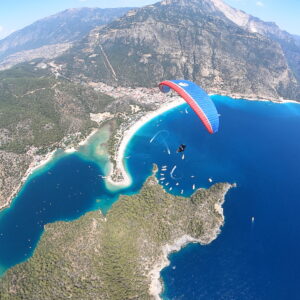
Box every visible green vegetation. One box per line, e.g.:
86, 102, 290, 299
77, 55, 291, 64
0, 62, 119, 209
0, 169, 232, 299
0, 64, 115, 153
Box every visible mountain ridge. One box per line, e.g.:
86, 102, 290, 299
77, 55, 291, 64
210, 0, 300, 80
56, 0, 299, 100
0, 7, 134, 63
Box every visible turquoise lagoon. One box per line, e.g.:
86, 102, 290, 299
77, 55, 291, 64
1, 96, 300, 299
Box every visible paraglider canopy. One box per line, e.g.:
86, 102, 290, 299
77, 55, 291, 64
159, 80, 219, 134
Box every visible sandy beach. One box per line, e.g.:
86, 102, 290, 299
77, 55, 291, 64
0, 149, 57, 211
64, 129, 100, 154
0, 128, 101, 211
106, 97, 185, 187
3, 80, 298, 211
104, 86, 299, 188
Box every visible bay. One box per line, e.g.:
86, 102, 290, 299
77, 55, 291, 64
1, 95, 300, 300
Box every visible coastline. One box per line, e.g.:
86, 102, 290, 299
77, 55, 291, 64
148, 235, 199, 300
0, 78, 298, 297
64, 128, 99, 154
3, 82, 298, 210
0, 150, 57, 211
148, 183, 235, 299
106, 98, 185, 187
0, 129, 99, 212
211, 91, 300, 105
106, 93, 300, 187
86, 81, 300, 188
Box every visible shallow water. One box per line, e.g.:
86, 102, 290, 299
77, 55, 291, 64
129, 96, 300, 300
1, 96, 300, 300
0, 126, 148, 275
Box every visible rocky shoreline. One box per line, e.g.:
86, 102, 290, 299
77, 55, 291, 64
0, 168, 235, 299
148, 183, 236, 299
0, 150, 56, 211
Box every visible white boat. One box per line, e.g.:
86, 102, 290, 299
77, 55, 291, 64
170, 165, 177, 179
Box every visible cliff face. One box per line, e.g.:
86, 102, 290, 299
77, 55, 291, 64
59, 0, 300, 100
210, 0, 300, 83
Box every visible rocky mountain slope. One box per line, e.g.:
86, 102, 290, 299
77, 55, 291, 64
0, 167, 233, 299
57, 0, 299, 100
210, 0, 300, 81
0, 7, 133, 69
294, 35, 300, 46
0, 43, 71, 71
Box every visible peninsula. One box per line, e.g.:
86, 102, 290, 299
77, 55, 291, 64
0, 167, 234, 299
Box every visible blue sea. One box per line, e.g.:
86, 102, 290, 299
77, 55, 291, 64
1, 96, 300, 299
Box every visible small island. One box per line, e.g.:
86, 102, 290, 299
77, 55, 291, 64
0, 166, 234, 299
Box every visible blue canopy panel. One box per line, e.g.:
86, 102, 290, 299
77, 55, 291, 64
159, 80, 219, 134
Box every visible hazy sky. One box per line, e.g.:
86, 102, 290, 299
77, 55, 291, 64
0, 0, 299, 40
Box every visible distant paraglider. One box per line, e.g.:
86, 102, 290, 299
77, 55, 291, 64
177, 144, 186, 153
159, 80, 219, 134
